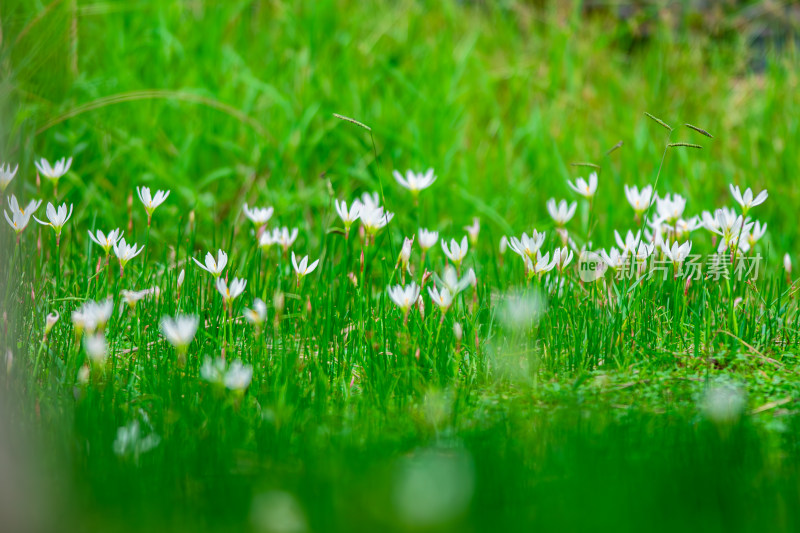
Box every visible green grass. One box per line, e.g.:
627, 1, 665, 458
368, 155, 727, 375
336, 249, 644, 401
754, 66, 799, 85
2, 2, 800, 532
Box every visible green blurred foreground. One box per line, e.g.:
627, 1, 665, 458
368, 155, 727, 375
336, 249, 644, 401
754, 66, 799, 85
2, 2, 800, 532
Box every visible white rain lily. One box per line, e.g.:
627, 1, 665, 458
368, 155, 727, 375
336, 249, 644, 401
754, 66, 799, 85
242, 203, 274, 227
547, 199, 577, 225
499, 236, 509, 255
614, 230, 641, 254
45, 311, 60, 335
73, 298, 114, 335
624, 184, 655, 215
464, 217, 480, 245
276, 226, 299, 252
121, 288, 158, 308
34, 156, 72, 182
387, 282, 421, 314
200, 357, 253, 392
4, 195, 41, 235
291, 251, 320, 279
553, 247, 574, 272
34, 202, 73, 238
441, 236, 469, 266
243, 298, 267, 326
418, 228, 439, 251
393, 168, 436, 195
508, 231, 546, 260
703, 208, 753, 251
88, 228, 123, 255
662, 240, 693, 266
113, 421, 160, 460
675, 216, 701, 238
0, 163, 18, 192
632, 241, 655, 262
259, 229, 279, 251
224, 361, 253, 391
525, 250, 557, 276
113, 238, 145, 270
398, 236, 414, 272
136, 186, 170, 221
427, 286, 453, 311
216, 277, 247, 306
600, 247, 628, 270
335, 199, 361, 235
730, 184, 767, 213
359, 192, 381, 211
567, 172, 598, 199
434, 265, 475, 296
84, 333, 108, 364
360, 205, 394, 236
655, 193, 686, 223
747, 221, 767, 247
160, 314, 199, 352
192, 249, 228, 278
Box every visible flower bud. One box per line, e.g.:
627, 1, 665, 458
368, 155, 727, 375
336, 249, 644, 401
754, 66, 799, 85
499, 236, 508, 255
177, 268, 185, 289
784, 253, 792, 275
453, 322, 463, 341
45, 311, 60, 335
273, 290, 285, 315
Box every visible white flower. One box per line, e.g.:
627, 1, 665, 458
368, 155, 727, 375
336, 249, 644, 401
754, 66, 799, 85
632, 241, 655, 262
192, 249, 228, 277
113, 420, 160, 459
441, 236, 469, 266
84, 333, 108, 364
113, 238, 145, 267
418, 228, 439, 251
0, 163, 18, 192
34, 156, 72, 182
177, 269, 185, 288
464, 218, 480, 245
567, 172, 598, 199
121, 288, 158, 308
624, 184, 655, 214
243, 298, 267, 326
45, 311, 60, 334
399, 236, 414, 270
360, 205, 394, 235
276, 226, 299, 252
427, 286, 453, 311
747, 221, 767, 247
34, 202, 73, 237
508, 231, 546, 260
291, 251, 320, 278
359, 192, 381, 211
553, 247, 574, 271
675, 216, 701, 238
216, 277, 247, 305
259, 229, 279, 251
73, 298, 114, 334
600, 247, 628, 270
655, 193, 686, 223
200, 357, 253, 391
160, 314, 199, 351
242, 203, 274, 226
88, 228, 123, 255
499, 236, 509, 255
334, 199, 361, 231
730, 184, 767, 212
224, 361, 253, 391
4, 195, 41, 235
614, 230, 641, 254
703, 208, 752, 251
662, 240, 693, 265
387, 282, 421, 313
434, 265, 475, 295
525, 250, 557, 276
136, 186, 170, 217
547, 199, 577, 225
393, 168, 436, 195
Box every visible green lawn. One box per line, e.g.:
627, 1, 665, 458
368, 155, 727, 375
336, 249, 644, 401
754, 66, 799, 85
2, 2, 800, 532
